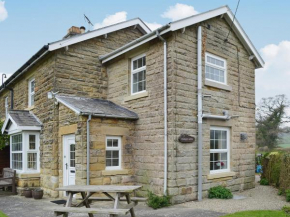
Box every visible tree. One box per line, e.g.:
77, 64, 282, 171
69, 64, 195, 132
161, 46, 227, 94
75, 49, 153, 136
256, 95, 290, 150
0, 120, 9, 150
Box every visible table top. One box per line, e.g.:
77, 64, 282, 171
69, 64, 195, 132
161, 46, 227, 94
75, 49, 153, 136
56, 185, 142, 193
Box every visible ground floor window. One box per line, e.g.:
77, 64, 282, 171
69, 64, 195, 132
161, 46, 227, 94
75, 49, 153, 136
210, 127, 230, 174
106, 136, 121, 170
10, 132, 40, 173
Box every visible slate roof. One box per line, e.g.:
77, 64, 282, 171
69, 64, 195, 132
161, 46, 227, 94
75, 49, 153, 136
8, 110, 42, 126
56, 95, 139, 120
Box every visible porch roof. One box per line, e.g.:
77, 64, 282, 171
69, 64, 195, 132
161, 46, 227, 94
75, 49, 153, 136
55, 95, 139, 120
1, 110, 42, 134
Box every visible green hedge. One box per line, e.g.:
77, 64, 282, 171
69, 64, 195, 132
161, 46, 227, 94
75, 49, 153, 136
262, 151, 290, 198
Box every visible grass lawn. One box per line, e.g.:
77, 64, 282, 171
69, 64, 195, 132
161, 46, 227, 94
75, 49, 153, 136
0, 211, 7, 217
222, 210, 287, 217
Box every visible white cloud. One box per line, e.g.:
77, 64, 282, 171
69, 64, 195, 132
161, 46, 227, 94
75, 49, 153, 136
256, 41, 290, 103
94, 11, 127, 29
145, 22, 162, 31
161, 3, 198, 21
0, 1, 8, 22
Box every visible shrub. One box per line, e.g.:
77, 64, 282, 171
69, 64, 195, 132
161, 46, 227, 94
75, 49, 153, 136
208, 186, 233, 199
147, 191, 171, 209
282, 206, 290, 216
260, 178, 269, 185
286, 190, 290, 202
278, 189, 284, 195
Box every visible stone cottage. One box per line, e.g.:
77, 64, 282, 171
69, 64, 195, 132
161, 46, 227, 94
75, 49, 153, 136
0, 5, 264, 203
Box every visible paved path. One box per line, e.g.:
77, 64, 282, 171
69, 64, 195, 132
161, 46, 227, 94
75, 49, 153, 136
0, 193, 224, 217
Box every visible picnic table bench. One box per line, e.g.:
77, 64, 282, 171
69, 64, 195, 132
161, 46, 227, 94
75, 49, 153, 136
0, 168, 16, 195
46, 185, 144, 217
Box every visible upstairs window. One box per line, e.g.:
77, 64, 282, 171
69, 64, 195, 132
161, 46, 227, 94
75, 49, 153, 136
205, 53, 227, 84
210, 127, 230, 174
5, 97, 8, 117
131, 54, 146, 94
28, 78, 35, 107
106, 136, 121, 170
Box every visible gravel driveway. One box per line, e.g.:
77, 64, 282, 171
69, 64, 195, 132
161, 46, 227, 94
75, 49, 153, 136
0, 176, 288, 217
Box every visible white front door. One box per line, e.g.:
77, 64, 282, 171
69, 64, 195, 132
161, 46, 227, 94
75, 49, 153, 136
63, 134, 76, 187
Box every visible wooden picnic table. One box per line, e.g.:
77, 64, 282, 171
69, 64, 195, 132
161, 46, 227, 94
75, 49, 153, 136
49, 185, 143, 217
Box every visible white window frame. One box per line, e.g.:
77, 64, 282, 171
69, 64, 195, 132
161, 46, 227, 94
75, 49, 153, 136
210, 126, 230, 174
5, 96, 8, 117
105, 136, 122, 170
205, 53, 227, 85
28, 78, 35, 107
131, 54, 146, 95
10, 132, 40, 173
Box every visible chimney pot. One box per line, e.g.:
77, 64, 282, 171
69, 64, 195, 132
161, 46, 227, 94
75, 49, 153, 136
80, 26, 86, 34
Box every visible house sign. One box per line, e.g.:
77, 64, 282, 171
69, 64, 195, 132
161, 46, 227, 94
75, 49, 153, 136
178, 134, 195, 143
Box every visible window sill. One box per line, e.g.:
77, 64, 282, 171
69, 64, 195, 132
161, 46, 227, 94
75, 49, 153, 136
207, 172, 236, 180
205, 80, 232, 91
16, 172, 40, 178
124, 91, 148, 102
102, 169, 128, 176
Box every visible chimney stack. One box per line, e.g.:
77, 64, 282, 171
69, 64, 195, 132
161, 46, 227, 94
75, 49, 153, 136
63, 26, 85, 39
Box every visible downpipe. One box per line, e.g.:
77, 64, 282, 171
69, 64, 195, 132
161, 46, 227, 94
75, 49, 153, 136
86, 114, 92, 185
197, 26, 203, 201
156, 30, 168, 196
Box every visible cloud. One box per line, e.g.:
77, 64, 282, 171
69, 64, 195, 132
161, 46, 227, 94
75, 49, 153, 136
256, 41, 290, 103
0, 1, 8, 22
161, 3, 198, 21
145, 22, 162, 31
94, 11, 127, 29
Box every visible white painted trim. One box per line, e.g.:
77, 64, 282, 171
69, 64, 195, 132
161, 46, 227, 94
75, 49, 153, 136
10, 132, 40, 173
105, 136, 122, 170
131, 54, 146, 95
48, 19, 151, 51
28, 78, 35, 107
209, 126, 230, 174
101, 6, 264, 68
55, 96, 81, 115
205, 52, 227, 85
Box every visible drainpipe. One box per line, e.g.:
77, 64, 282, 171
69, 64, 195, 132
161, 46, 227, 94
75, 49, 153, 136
197, 26, 203, 201
86, 114, 92, 185
156, 30, 168, 196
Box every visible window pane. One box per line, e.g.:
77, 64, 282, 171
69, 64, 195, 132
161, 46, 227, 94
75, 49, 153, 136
133, 73, 138, 83
138, 58, 142, 68
210, 130, 214, 140
29, 135, 36, 150
12, 134, 22, 151
133, 83, 137, 93
210, 140, 214, 149
12, 153, 22, 170
133, 60, 137, 70
215, 131, 221, 140
112, 151, 119, 158
143, 57, 146, 66
70, 144, 75, 167
113, 140, 118, 147
106, 151, 111, 158
112, 159, 119, 166
106, 159, 111, 166
30, 80, 35, 93
139, 71, 145, 81
31, 95, 35, 106
27, 153, 37, 170
222, 140, 227, 149
221, 152, 227, 161
107, 139, 112, 147
138, 81, 143, 92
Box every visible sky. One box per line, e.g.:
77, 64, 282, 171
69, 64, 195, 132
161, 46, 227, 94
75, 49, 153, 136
0, 0, 290, 104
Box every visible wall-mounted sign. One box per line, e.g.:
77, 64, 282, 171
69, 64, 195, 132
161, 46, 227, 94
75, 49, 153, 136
178, 134, 195, 143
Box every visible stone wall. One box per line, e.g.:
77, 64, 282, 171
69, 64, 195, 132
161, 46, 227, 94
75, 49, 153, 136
167, 17, 256, 203
106, 37, 176, 196
54, 26, 143, 98
57, 104, 136, 195
0, 26, 144, 197
104, 17, 256, 203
